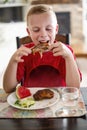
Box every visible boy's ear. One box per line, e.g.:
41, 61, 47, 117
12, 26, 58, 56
26, 28, 30, 36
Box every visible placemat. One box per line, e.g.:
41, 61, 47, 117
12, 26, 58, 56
0, 88, 86, 118
0, 89, 53, 118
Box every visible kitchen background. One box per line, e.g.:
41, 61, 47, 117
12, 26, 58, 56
0, 0, 87, 87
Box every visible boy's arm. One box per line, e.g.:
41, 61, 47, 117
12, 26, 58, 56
50, 42, 81, 88
3, 57, 18, 93
65, 54, 80, 88
3, 46, 32, 93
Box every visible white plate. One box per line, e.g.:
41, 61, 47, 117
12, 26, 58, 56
7, 88, 60, 110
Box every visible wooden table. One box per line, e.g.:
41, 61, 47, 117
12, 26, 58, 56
71, 43, 87, 58
0, 111, 87, 130
0, 88, 87, 130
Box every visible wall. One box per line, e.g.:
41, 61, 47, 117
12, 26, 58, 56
0, 22, 27, 87
30, 0, 83, 44
52, 3, 83, 45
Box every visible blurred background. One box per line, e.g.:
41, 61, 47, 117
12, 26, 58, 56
0, 0, 87, 87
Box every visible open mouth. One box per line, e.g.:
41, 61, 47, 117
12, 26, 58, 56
39, 40, 49, 44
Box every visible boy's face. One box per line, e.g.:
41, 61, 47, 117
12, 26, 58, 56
27, 12, 58, 45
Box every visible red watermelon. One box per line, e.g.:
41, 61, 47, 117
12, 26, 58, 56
16, 86, 31, 99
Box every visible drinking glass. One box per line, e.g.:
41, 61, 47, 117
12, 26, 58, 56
56, 87, 79, 116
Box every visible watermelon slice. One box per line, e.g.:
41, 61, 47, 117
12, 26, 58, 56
16, 86, 31, 99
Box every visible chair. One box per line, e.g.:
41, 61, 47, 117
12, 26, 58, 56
16, 33, 70, 49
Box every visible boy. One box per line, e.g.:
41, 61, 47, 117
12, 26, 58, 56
3, 4, 81, 93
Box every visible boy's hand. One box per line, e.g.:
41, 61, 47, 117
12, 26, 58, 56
12, 45, 32, 63
49, 42, 72, 59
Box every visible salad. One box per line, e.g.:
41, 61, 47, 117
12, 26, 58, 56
14, 97, 35, 108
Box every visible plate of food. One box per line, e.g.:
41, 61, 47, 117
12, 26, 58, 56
7, 87, 60, 110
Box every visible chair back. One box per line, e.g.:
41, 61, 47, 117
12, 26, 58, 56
16, 33, 70, 49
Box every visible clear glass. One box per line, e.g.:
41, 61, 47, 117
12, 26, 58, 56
56, 87, 79, 116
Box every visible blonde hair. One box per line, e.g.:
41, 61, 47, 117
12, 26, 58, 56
26, 4, 57, 26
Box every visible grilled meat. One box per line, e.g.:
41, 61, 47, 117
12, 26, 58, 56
31, 42, 49, 57
33, 89, 54, 101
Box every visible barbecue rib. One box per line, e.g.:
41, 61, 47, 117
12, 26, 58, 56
31, 42, 49, 57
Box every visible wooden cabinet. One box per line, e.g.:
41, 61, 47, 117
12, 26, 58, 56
31, 0, 79, 4
0, 3, 27, 22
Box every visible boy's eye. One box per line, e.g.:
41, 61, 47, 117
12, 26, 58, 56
46, 28, 52, 31
33, 28, 39, 32
33, 30, 39, 32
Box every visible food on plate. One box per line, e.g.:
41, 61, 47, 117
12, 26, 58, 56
33, 89, 54, 101
31, 42, 49, 57
16, 86, 31, 99
14, 97, 35, 108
